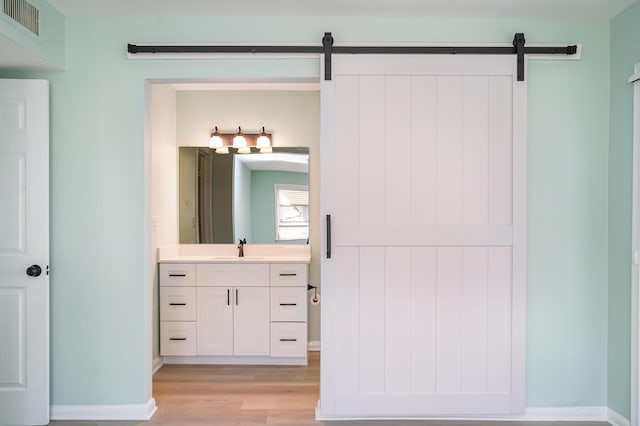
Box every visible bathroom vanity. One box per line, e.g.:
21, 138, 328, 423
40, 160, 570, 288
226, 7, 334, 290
157, 244, 310, 365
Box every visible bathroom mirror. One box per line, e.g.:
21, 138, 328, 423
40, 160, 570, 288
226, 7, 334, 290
179, 147, 309, 244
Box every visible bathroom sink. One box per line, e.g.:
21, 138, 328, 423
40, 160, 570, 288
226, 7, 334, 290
205, 255, 266, 261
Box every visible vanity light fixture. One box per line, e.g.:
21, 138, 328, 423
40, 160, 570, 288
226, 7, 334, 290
208, 126, 273, 154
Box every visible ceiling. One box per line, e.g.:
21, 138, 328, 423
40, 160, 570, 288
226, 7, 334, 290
46, 0, 634, 19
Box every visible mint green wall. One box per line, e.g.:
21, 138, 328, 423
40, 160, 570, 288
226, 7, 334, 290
251, 171, 309, 244
609, 2, 640, 418
0, 0, 65, 69
3, 15, 610, 408
525, 21, 609, 407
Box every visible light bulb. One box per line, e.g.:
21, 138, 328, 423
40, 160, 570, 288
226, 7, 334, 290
209, 126, 223, 149
233, 127, 247, 148
257, 127, 270, 148
215, 147, 229, 154
260, 147, 273, 154
237, 147, 251, 154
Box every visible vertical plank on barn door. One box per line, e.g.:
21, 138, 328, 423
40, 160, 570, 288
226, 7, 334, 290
382, 76, 412, 394
463, 76, 490, 225
359, 246, 385, 395
410, 247, 438, 393
437, 76, 463, 226
333, 73, 360, 399
410, 76, 438, 226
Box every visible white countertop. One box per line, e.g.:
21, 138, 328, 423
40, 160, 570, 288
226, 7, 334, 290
157, 244, 311, 264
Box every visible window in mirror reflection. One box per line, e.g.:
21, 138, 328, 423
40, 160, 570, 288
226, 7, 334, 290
276, 184, 309, 241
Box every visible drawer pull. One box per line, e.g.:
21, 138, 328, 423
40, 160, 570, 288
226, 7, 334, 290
169, 303, 187, 306
227, 289, 230, 306
168, 273, 186, 277
279, 273, 297, 277
279, 303, 297, 306
280, 338, 298, 342
169, 337, 187, 341
236, 288, 239, 306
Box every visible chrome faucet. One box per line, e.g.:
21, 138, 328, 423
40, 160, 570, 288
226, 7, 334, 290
238, 238, 247, 257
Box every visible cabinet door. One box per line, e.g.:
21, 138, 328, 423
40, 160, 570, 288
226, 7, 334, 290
233, 287, 270, 356
197, 287, 233, 355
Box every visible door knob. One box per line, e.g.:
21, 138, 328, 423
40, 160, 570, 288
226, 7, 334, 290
26, 265, 42, 277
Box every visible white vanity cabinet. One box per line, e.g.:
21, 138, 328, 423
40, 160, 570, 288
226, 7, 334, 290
196, 263, 270, 357
159, 259, 308, 365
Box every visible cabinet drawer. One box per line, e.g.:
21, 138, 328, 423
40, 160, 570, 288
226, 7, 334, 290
160, 287, 196, 321
159, 264, 196, 287
270, 264, 307, 287
160, 321, 196, 356
197, 263, 269, 287
270, 287, 307, 322
270, 322, 307, 357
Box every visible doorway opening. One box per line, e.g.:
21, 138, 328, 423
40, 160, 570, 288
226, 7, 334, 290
144, 78, 321, 420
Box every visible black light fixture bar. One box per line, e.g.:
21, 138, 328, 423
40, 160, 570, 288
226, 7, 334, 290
127, 32, 578, 82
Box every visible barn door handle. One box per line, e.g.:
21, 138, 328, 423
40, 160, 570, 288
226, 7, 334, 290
26, 265, 42, 277
326, 214, 332, 259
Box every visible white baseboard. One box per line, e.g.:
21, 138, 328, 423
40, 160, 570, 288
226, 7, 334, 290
608, 408, 631, 426
308, 340, 320, 351
521, 406, 607, 421
152, 356, 164, 375
50, 398, 157, 420
163, 355, 307, 365
316, 405, 612, 422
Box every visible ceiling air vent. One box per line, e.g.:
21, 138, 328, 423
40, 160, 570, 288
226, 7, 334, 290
2, 0, 39, 36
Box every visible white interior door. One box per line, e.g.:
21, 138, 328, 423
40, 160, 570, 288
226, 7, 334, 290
320, 55, 526, 418
0, 79, 49, 426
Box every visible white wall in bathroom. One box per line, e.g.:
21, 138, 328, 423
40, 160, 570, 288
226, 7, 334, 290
150, 84, 179, 361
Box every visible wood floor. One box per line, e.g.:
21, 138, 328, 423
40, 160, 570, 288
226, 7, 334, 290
50, 352, 611, 425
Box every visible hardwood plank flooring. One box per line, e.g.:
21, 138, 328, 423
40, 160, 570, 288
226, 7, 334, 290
49, 352, 611, 425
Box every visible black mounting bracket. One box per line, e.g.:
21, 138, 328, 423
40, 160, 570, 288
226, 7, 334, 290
322, 32, 334, 81
127, 32, 578, 82
513, 33, 526, 82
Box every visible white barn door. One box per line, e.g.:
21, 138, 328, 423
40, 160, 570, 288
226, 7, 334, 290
320, 55, 526, 418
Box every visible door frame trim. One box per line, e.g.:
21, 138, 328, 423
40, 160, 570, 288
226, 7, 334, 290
631, 62, 640, 426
